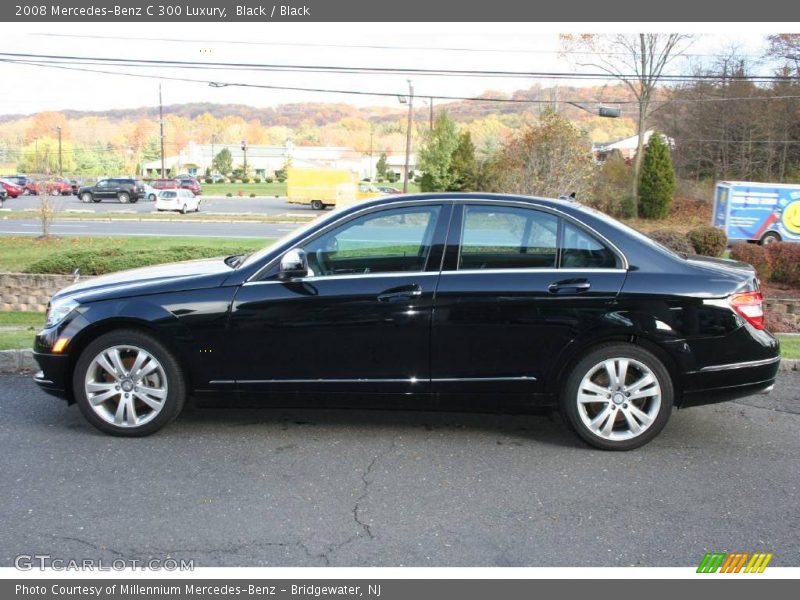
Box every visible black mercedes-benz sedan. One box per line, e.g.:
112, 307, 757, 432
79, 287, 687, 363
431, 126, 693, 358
32, 194, 780, 449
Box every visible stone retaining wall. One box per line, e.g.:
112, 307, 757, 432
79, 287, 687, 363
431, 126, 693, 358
764, 298, 800, 332
0, 272, 93, 312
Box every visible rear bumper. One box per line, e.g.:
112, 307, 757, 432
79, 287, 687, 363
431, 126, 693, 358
680, 356, 780, 408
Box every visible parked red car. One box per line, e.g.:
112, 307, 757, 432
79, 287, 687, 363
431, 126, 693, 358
177, 177, 202, 195
25, 177, 73, 196
0, 178, 24, 198
152, 178, 180, 190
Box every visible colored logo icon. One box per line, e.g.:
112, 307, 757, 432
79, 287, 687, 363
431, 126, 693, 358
697, 552, 773, 573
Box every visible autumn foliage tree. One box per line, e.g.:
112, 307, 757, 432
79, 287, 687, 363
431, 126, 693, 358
484, 110, 595, 198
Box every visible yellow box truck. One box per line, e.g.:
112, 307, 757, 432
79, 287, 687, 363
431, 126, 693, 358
286, 168, 382, 210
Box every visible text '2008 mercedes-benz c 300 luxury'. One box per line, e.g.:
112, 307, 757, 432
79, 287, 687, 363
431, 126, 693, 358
32, 194, 780, 450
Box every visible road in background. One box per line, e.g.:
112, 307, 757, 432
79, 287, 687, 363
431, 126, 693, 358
1, 372, 798, 567
3, 194, 304, 216
0, 218, 300, 239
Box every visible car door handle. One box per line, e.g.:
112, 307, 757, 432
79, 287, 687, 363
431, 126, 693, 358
548, 278, 591, 294
377, 284, 423, 302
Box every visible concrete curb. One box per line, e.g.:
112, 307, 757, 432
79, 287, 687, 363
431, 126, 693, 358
1, 347, 798, 374
0, 349, 37, 373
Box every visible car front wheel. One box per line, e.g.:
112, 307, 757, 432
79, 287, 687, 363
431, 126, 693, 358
73, 329, 186, 436
561, 343, 673, 451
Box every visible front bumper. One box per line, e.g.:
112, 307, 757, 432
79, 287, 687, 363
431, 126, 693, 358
32, 351, 72, 402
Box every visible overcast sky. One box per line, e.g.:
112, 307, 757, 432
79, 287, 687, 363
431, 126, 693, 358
0, 23, 777, 116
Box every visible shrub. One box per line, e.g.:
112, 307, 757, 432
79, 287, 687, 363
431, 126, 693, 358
253, 177, 261, 183
648, 229, 694, 255
237, 190, 245, 197
226, 192, 232, 197
249, 193, 256, 198
265, 177, 274, 183
687, 226, 727, 257
204, 177, 213, 184
241, 177, 250, 184
765, 243, 800, 287
26, 246, 253, 276
730, 243, 772, 281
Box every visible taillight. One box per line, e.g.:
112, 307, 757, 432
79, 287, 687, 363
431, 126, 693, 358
729, 291, 765, 330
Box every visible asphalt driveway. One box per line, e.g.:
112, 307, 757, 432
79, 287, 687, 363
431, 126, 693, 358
0, 372, 798, 567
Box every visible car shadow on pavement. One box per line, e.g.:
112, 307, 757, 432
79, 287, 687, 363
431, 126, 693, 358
173, 402, 587, 449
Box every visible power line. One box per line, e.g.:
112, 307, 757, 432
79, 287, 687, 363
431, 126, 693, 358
0, 51, 796, 82
33, 33, 765, 60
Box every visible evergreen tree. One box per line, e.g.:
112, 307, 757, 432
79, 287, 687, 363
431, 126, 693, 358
375, 153, 389, 181
638, 132, 676, 219
447, 132, 478, 191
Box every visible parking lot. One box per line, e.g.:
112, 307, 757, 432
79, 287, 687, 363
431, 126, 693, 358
3, 193, 304, 216
1, 372, 798, 567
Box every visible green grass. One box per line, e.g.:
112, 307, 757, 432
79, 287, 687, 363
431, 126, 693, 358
0, 311, 43, 350
0, 236, 271, 273
778, 335, 800, 359
202, 182, 287, 196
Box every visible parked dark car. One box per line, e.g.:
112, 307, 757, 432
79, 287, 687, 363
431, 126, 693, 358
32, 194, 780, 449
377, 186, 402, 194
0, 184, 6, 207
177, 177, 202, 196
77, 178, 143, 204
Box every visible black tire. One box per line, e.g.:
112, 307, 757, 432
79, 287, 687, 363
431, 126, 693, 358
130, 197, 138, 204
72, 329, 187, 437
80, 192, 93, 203
560, 343, 674, 451
760, 231, 781, 245
311, 199, 325, 210
118, 192, 130, 204
181, 204, 188, 214
149, 193, 156, 201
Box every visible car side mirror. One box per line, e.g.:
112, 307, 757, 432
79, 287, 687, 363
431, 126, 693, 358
279, 248, 309, 280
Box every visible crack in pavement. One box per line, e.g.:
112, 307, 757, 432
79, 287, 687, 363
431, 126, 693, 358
732, 400, 800, 416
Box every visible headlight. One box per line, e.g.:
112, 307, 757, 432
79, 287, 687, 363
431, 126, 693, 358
45, 298, 79, 328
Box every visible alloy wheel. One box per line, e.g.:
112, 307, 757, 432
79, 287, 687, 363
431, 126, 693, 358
84, 345, 168, 428
576, 357, 662, 442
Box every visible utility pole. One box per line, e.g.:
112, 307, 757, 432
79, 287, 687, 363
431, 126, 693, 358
403, 80, 414, 194
210, 134, 216, 174
241, 140, 248, 178
159, 84, 166, 176
56, 126, 62, 175
368, 125, 374, 180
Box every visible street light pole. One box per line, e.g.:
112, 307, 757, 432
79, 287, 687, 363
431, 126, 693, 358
159, 84, 166, 177
56, 126, 62, 176
403, 80, 414, 194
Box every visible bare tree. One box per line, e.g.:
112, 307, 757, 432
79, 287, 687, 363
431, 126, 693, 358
561, 34, 693, 216
35, 177, 60, 239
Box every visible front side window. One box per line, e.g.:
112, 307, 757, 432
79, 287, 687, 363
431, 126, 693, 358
304, 205, 441, 277
459, 205, 558, 270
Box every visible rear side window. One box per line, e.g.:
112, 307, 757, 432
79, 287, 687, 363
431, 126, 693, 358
561, 222, 618, 269
459, 205, 558, 270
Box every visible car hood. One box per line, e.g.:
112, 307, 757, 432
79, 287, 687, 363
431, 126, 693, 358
53, 257, 234, 303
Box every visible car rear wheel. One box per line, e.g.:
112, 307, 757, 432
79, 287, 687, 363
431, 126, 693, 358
80, 192, 93, 203
118, 192, 130, 204
73, 329, 186, 436
561, 343, 673, 451
760, 231, 781, 245
311, 199, 325, 210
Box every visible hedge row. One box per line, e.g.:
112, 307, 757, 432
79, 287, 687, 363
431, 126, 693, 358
731, 242, 800, 287
26, 246, 254, 276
